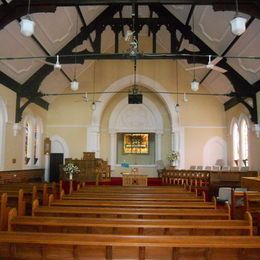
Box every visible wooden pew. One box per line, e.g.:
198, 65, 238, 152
0, 189, 25, 216
9, 208, 253, 235
244, 192, 260, 217
48, 195, 216, 209
0, 184, 38, 205
0, 193, 9, 230
77, 185, 189, 194
62, 191, 206, 202
33, 199, 231, 220
0, 182, 50, 205
0, 232, 259, 259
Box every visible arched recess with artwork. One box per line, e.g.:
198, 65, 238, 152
107, 96, 164, 176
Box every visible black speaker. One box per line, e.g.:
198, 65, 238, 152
128, 94, 143, 104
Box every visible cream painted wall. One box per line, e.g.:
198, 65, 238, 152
0, 84, 47, 170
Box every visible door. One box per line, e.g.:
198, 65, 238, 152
49, 153, 64, 182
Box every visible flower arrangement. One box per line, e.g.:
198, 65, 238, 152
167, 151, 179, 162
63, 163, 80, 177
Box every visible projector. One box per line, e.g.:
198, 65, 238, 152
128, 94, 142, 104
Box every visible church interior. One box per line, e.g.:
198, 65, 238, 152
0, 0, 260, 259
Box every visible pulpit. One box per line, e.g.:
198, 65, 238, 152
61, 153, 111, 183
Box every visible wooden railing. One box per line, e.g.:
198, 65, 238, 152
0, 169, 43, 184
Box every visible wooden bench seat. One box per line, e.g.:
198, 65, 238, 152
0, 232, 259, 259
244, 192, 260, 222
33, 200, 230, 220
49, 196, 216, 209
78, 185, 189, 194
9, 209, 253, 235
0, 182, 58, 205
63, 194, 205, 202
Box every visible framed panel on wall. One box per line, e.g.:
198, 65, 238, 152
123, 133, 149, 154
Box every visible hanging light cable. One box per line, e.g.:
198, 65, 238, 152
70, 13, 80, 91
92, 61, 97, 111
20, 0, 35, 37
190, 12, 199, 92
175, 61, 180, 112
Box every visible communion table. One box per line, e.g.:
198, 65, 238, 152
122, 173, 148, 186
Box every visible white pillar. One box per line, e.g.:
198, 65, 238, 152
87, 125, 100, 157
171, 131, 179, 152
110, 131, 117, 170
44, 154, 50, 182
155, 131, 163, 161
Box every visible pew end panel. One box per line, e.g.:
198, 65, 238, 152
8, 207, 17, 232
0, 193, 8, 230
32, 199, 39, 217
18, 189, 26, 216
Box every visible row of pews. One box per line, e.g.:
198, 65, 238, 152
0, 181, 61, 230
0, 183, 260, 259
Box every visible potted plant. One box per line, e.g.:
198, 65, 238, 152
63, 163, 80, 180
167, 151, 179, 167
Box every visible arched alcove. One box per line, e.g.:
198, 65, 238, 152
108, 96, 164, 173
50, 135, 69, 161
203, 136, 227, 166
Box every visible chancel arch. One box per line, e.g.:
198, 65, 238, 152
87, 74, 181, 170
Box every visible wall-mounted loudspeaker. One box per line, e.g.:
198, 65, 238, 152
128, 94, 143, 104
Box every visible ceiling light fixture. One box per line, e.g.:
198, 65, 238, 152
191, 80, 199, 92
190, 13, 199, 92
54, 55, 61, 70
230, 0, 247, 36
20, 0, 35, 37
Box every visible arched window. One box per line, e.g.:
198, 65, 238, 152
240, 119, 249, 166
33, 118, 42, 166
24, 118, 34, 166
24, 122, 30, 165
232, 122, 239, 166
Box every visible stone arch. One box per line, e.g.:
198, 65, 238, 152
87, 74, 180, 160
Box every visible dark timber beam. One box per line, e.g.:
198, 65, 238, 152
1, 1, 259, 30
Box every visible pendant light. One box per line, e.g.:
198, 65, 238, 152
70, 14, 79, 91
20, 0, 35, 37
190, 13, 199, 92
230, 0, 247, 36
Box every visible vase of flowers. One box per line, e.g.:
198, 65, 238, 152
63, 163, 80, 180
167, 151, 179, 167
